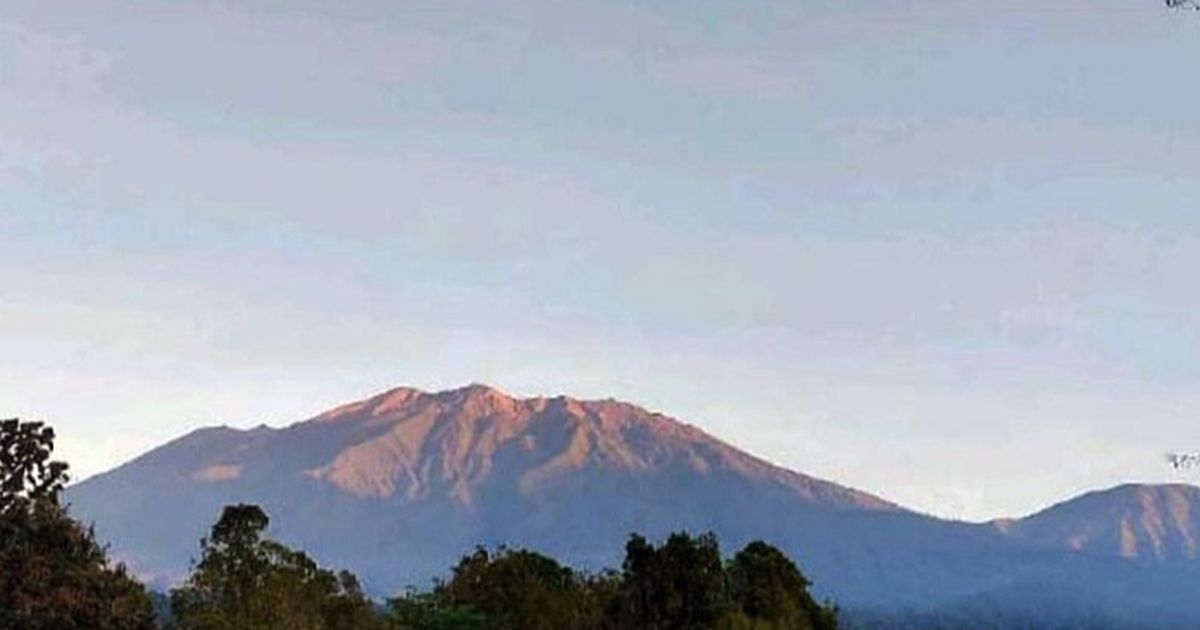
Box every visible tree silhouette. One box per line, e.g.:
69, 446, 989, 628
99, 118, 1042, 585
0, 418, 69, 510
620, 532, 733, 630
0, 418, 155, 629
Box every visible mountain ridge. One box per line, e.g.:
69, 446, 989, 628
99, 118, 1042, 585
210, 382, 902, 511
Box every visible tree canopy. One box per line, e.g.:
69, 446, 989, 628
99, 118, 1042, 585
388, 533, 839, 630
169, 503, 380, 630
728, 541, 839, 630
620, 532, 733, 629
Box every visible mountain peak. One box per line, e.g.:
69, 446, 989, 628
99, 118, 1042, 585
312, 384, 528, 424
452, 382, 510, 396
436, 383, 520, 413
310, 385, 424, 422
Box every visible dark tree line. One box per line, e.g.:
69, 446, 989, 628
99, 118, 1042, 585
1, 418, 837, 629
385, 533, 837, 630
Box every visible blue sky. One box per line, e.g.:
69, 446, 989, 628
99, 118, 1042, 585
2, 0, 1198, 520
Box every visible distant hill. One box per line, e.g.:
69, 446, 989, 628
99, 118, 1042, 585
65, 384, 1200, 627
992, 483, 1200, 562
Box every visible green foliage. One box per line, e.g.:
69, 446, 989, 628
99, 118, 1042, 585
170, 503, 380, 630
619, 532, 735, 630
577, 570, 626, 630
385, 535, 838, 630
433, 546, 590, 630
386, 590, 486, 630
0, 418, 155, 629
728, 541, 838, 630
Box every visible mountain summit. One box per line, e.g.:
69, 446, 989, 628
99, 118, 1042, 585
302, 384, 895, 509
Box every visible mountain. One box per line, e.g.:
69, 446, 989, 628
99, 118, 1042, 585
992, 483, 1200, 562
67, 384, 903, 587
65, 384, 1200, 627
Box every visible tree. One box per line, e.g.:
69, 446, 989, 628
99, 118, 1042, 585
728, 541, 838, 630
1, 417, 69, 510
387, 555, 626, 630
0, 418, 155, 629
577, 570, 626, 630
386, 590, 486, 630
620, 532, 734, 630
430, 546, 589, 630
170, 503, 380, 630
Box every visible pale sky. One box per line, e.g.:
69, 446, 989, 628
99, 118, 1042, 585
2, 0, 1199, 521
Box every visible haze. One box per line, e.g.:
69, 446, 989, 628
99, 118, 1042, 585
2, 0, 1198, 521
